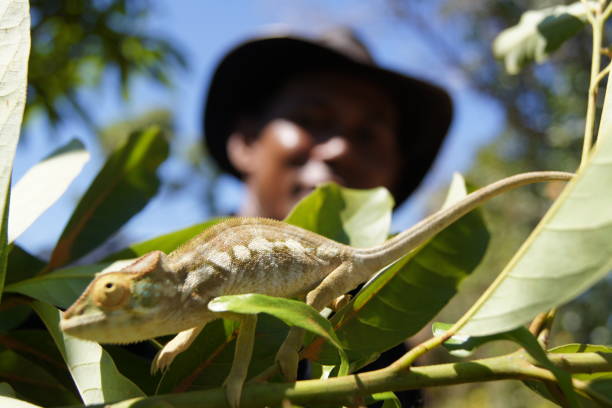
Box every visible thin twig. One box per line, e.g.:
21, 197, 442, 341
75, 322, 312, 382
581, 0, 597, 25
580, 10, 603, 169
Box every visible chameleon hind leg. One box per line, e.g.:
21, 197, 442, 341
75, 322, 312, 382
224, 314, 258, 408
151, 325, 205, 374
276, 261, 361, 381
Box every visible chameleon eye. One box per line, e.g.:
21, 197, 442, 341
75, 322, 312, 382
93, 275, 130, 310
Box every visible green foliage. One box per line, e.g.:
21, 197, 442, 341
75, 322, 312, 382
307, 175, 489, 367
459, 95, 612, 335
1, 1, 611, 407
493, 2, 591, 74
47, 126, 169, 271
285, 183, 394, 247
27, 0, 186, 126
209, 294, 349, 375
32, 301, 144, 404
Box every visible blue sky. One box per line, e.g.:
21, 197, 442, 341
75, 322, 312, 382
13, 1, 503, 257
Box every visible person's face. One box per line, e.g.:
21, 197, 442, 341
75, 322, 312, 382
228, 72, 402, 220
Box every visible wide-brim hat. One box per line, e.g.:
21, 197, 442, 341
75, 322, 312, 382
203, 28, 453, 203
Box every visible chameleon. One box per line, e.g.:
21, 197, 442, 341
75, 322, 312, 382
60, 171, 572, 407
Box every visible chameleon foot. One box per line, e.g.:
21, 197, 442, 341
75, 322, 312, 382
150, 326, 205, 374
151, 347, 177, 374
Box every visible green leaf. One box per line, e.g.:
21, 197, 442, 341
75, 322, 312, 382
459, 73, 612, 336
0, 382, 16, 397
5, 263, 109, 309
493, 2, 592, 74
104, 218, 222, 261
0, 329, 75, 392
0, 396, 43, 408
8, 139, 89, 242
370, 391, 402, 408
0, 0, 30, 303
306, 175, 489, 366
538, 344, 612, 406
47, 126, 169, 270
285, 183, 393, 247
0, 349, 77, 406
508, 328, 580, 407
209, 294, 349, 376
5, 244, 45, 285
432, 322, 520, 357
31, 301, 144, 404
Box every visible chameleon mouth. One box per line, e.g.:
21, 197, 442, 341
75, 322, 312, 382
60, 312, 107, 339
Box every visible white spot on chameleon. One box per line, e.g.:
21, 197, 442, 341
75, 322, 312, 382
316, 244, 340, 258
284, 239, 306, 256
208, 250, 232, 270
232, 245, 251, 262
248, 237, 273, 253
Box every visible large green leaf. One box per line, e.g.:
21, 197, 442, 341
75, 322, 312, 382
8, 139, 89, 243
5, 244, 45, 285
305, 175, 489, 366
31, 301, 144, 404
104, 218, 222, 261
0, 349, 77, 406
46, 126, 169, 270
209, 294, 349, 375
0, 0, 31, 302
459, 72, 612, 337
493, 1, 592, 74
285, 183, 393, 247
0, 329, 76, 392
4, 263, 109, 309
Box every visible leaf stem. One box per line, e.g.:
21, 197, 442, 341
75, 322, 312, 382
581, 6, 604, 169
581, 0, 597, 24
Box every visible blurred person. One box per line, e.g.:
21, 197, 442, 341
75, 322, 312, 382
201, 27, 453, 407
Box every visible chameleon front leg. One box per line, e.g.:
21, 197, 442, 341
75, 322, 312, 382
224, 314, 258, 408
276, 261, 359, 381
151, 325, 205, 374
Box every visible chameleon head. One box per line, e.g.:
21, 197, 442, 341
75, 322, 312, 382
60, 251, 185, 344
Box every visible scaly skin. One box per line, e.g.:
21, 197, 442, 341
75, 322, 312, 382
60, 171, 573, 408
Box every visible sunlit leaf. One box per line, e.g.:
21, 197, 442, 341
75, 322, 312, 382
459, 73, 612, 336
8, 139, 89, 242
31, 301, 144, 404
493, 1, 593, 74
46, 126, 169, 270
209, 294, 349, 375
0, 396, 44, 408
285, 183, 393, 247
0, 0, 31, 301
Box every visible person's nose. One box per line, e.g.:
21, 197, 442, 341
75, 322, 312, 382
310, 135, 349, 162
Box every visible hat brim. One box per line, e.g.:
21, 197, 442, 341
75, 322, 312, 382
203, 35, 453, 202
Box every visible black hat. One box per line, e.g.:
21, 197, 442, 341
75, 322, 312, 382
203, 28, 453, 202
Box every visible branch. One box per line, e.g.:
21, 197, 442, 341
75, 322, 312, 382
76, 352, 611, 408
